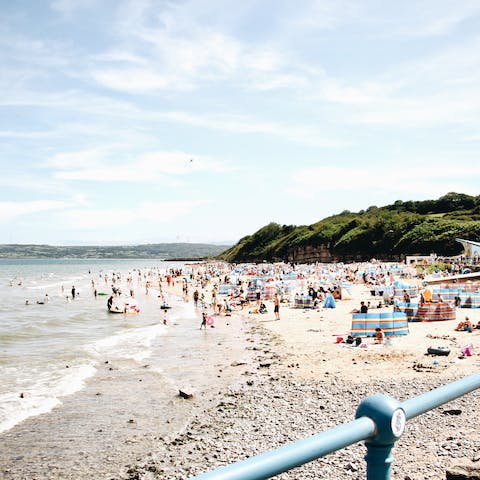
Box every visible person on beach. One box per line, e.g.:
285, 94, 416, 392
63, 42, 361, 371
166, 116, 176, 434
193, 289, 199, 308
223, 298, 232, 316
200, 311, 207, 329
456, 316, 473, 332
274, 293, 280, 320
71, 285, 76, 300
351, 301, 368, 313
107, 295, 113, 311
239, 289, 247, 309
211, 286, 217, 308
423, 289, 433, 303
374, 327, 384, 344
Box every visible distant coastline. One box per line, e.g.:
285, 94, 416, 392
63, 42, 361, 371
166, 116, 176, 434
0, 243, 231, 260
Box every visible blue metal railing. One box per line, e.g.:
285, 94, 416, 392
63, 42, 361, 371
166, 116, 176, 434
190, 373, 480, 480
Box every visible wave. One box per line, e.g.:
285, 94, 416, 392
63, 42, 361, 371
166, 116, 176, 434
0, 362, 96, 434
85, 323, 167, 363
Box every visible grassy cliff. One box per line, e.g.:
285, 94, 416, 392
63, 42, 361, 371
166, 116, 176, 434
220, 192, 480, 263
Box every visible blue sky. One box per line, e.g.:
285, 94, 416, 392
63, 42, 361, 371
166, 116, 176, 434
1, 0, 480, 245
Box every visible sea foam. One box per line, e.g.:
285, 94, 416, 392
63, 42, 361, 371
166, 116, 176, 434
85, 323, 167, 363
0, 362, 96, 433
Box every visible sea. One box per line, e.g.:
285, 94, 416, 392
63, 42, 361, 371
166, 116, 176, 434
0, 258, 250, 436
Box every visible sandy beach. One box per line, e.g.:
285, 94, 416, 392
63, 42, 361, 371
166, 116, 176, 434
260, 282, 480, 383
126, 280, 480, 479
2, 270, 480, 480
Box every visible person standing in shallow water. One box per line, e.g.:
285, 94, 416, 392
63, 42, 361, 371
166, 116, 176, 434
71, 285, 76, 300
274, 293, 280, 320
107, 295, 113, 311
200, 311, 207, 330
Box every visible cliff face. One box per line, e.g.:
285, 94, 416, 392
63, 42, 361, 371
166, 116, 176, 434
286, 244, 333, 263
286, 244, 403, 264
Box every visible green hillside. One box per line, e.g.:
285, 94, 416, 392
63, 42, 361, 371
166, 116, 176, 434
220, 192, 480, 263
0, 243, 230, 260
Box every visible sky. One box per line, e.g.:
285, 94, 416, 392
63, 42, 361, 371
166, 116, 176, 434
1, 0, 480, 245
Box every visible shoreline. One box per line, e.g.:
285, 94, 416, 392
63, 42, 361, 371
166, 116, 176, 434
3, 265, 480, 479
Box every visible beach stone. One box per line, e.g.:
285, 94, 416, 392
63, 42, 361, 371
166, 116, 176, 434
179, 389, 194, 399
446, 458, 480, 479
443, 409, 462, 416
230, 361, 246, 366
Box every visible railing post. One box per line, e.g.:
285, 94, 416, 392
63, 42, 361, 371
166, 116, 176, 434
356, 394, 406, 480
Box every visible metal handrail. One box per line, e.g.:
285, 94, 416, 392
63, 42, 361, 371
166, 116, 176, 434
190, 372, 480, 480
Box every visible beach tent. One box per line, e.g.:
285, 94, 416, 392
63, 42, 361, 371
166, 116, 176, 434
341, 287, 352, 300
324, 293, 336, 309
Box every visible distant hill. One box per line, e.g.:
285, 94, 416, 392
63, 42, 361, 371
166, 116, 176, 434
219, 192, 480, 264
0, 243, 231, 260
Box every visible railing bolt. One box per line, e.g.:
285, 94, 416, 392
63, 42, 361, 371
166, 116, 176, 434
356, 394, 406, 480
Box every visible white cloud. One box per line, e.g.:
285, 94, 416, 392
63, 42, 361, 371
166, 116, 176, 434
391, 2, 480, 37
47, 148, 107, 169
50, 0, 98, 17
0, 130, 55, 139
290, 0, 362, 30
0, 200, 71, 222
62, 200, 203, 230
289, 164, 480, 200
306, 36, 480, 128
91, 50, 147, 65
92, 68, 177, 92
48, 149, 233, 182
160, 111, 348, 148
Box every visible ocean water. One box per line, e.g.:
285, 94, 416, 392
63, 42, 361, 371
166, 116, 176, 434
0, 259, 245, 435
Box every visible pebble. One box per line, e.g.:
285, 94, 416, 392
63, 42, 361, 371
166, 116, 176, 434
123, 364, 480, 480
